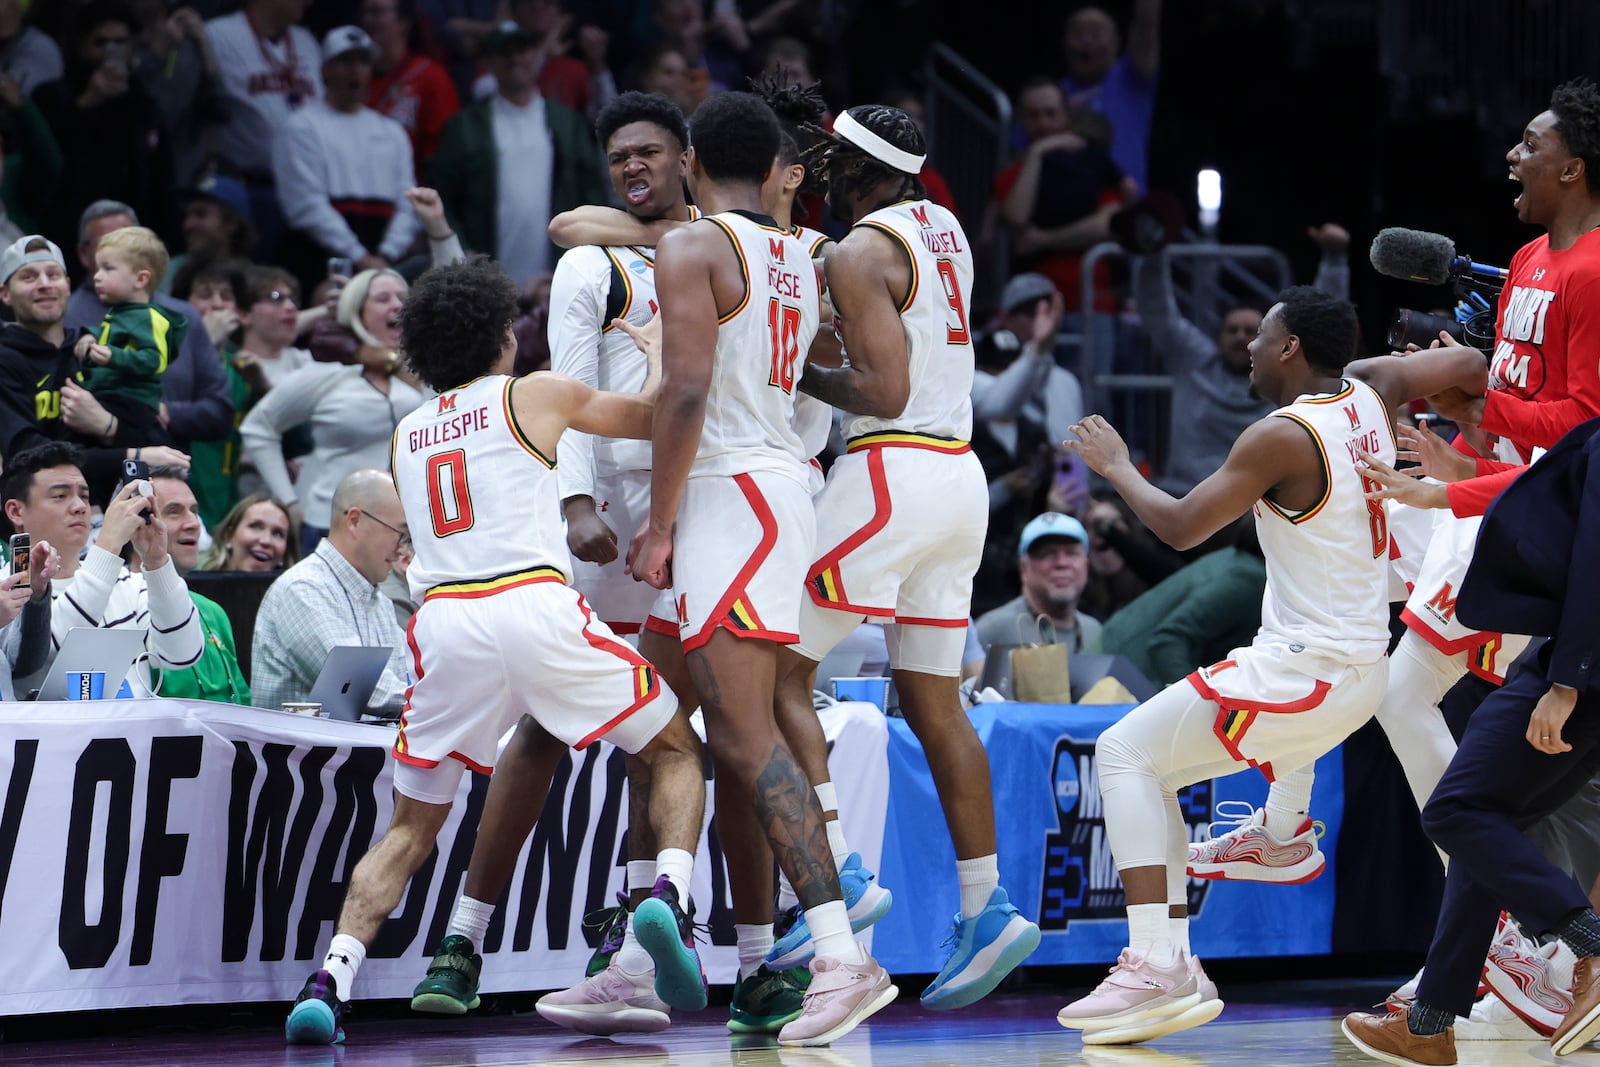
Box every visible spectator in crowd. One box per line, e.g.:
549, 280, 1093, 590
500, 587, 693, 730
34, 2, 174, 249
140, 467, 251, 704
975, 511, 1102, 654
65, 200, 234, 453
363, 0, 459, 177
250, 468, 410, 714
199, 492, 297, 571
0, 235, 184, 498
187, 264, 313, 528
241, 267, 426, 551
430, 21, 605, 285
205, 0, 323, 258
1058, 0, 1159, 194
3, 442, 204, 696
1078, 494, 1182, 620
969, 273, 1083, 614
0, 533, 56, 702
418, 0, 501, 97
129, 0, 227, 187
492, 0, 617, 119
1141, 223, 1350, 496
0, 0, 61, 95
880, 85, 959, 219
273, 26, 418, 288
160, 175, 257, 294
648, 0, 714, 110
0, 69, 63, 236
630, 40, 696, 116
1098, 518, 1265, 686
72, 225, 186, 448
171, 255, 246, 351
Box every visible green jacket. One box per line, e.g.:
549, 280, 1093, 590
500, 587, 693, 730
80, 301, 188, 410
155, 592, 251, 705
429, 94, 606, 266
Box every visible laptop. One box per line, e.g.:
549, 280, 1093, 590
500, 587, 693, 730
35, 627, 148, 701
307, 646, 393, 722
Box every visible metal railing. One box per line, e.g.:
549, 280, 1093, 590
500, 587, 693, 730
924, 43, 1011, 311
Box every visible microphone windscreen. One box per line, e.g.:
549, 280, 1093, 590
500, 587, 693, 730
1369, 227, 1456, 286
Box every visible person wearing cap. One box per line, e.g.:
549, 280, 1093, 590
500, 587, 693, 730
429, 20, 605, 285
159, 175, 257, 296
271, 26, 418, 289
975, 512, 1101, 654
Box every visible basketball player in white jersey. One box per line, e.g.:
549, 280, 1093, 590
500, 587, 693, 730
1054, 286, 1489, 1045
284, 257, 709, 1046
408, 92, 707, 1036
626, 91, 895, 1047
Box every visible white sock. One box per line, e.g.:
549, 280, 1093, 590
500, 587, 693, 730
446, 894, 495, 951
776, 870, 800, 912
825, 820, 850, 869
655, 847, 694, 904
1263, 768, 1314, 840
627, 859, 656, 896
322, 934, 366, 1002
805, 899, 864, 965
1127, 903, 1173, 962
1170, 915, 1190, 956
957, 854, 1000, 918
617, 918, 652, 975
736, 922, 774, 978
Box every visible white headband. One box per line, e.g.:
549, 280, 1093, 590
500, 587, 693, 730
833, 110, 926, 175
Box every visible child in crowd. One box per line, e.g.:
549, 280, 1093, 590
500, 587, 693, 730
73, 226, 186, 446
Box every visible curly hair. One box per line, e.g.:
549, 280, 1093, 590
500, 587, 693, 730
1551, 77, 1600, 193
812, 103, 927, 214
1274, 285, 1360, 372
689, 91, 780, 184
398, 256, 521, 392
596, 90, 688, 154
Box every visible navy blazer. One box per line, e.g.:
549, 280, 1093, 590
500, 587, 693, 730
1457, 415, 1600, 690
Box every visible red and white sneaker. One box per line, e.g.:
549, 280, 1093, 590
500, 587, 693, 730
1185, 802, 1325, 885
1482, 914, 1572, 1037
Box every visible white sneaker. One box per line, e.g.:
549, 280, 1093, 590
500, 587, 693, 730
1482, 914, 1572, 1037
535, 960, 671, 1035
1456, 992, 1540, 1041
1185, 802, 1325, 884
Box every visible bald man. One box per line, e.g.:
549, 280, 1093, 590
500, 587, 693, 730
251, 468, 412, 713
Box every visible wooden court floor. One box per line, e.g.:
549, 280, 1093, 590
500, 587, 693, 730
5, 983, 1600, 1066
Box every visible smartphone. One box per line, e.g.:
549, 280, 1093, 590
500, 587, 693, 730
119, 459, 154, 523
8, 533, 28, 588
327, 257, 354, 280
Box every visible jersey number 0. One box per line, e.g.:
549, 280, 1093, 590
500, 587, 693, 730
427, 449, 475, 536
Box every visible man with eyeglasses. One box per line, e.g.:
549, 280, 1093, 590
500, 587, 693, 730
251, 467, 411, 715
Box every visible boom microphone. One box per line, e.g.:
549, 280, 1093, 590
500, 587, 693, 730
1369, 227, 1510, 287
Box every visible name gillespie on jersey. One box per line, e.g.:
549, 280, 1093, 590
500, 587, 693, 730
408, 406, 490, 452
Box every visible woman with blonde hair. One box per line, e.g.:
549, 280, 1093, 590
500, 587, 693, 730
200, 493, 301, 572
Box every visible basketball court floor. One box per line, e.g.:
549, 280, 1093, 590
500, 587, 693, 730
5, 981, 1598, 1067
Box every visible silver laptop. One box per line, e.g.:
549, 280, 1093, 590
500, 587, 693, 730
35, 627, 148, 701
308, 646, 393, 721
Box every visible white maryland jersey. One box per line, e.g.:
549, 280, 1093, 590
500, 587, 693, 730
1255, 378, 1396, 663
841, 200, 974, 443
793, 224, 834, 460
394, 376, 570, 597
691, 210, 819, 480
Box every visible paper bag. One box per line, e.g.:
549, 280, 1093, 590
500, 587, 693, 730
1011, 642, 1072, 704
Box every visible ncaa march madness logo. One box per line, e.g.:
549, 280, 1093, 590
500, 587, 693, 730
1037, 735, 1214, 929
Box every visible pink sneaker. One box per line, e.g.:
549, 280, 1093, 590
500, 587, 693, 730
1056, 949, 1200, 1032
1482, 916, 1571, 1037
777, 952, 898, 1047
534, 961, 671, 1035
1080, 956, 1224, 1046
1186, 802, 1325, 884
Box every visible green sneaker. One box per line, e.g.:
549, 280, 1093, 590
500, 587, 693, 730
727, 963, 811, 1033
584, 894, 631, 979
410, 934, 483, 1015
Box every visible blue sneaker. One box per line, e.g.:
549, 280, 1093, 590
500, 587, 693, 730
919, 887, 1041, 1010
767, 853, 893, 969
631, 876, 708, 1011
286, 970, 347, 1045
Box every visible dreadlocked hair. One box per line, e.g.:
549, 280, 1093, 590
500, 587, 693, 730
749, 73, 830, 195
1551, 77, 1600, 193
815, 104, 926, 210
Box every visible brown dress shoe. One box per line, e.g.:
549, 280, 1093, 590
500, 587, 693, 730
1341, 1008, 1456, 1066
1553, 955, 1600, 1056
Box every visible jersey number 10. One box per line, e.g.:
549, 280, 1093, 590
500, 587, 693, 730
768, 298, 802, 394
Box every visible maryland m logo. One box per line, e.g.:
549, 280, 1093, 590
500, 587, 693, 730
911, 205, 932, 228
1425, 581, 1458, 623
1343, 403, 1360, 430
437, 393, 457, 414
768, 237, 786, 264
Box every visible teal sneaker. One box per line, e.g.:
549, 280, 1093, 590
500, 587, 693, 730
632, 876, 708, 1010
768, 853, 893, 969
728, 963, 811, 1033
285, 970, 347, 1045
583, 893, 631, 978
410, 934, 483, 1015
919, 887, 1041, 1010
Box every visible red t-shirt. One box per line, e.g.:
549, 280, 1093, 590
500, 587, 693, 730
1449, 228, 1600, 515
538, 55, 591, 115
993, 161, 1120, 312
369, 53, 460, 176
